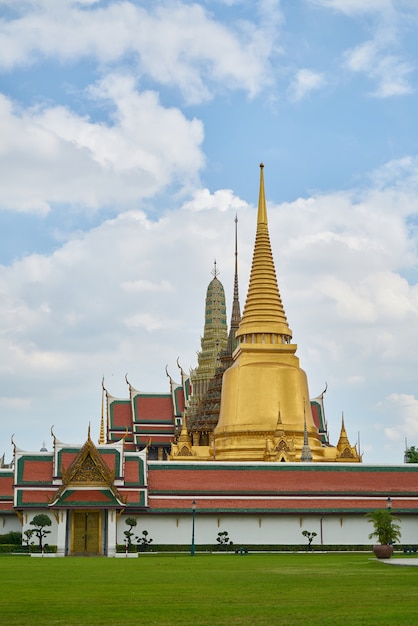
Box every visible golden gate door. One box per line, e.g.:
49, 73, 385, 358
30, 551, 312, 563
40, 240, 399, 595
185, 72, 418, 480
72, 511, 101, 555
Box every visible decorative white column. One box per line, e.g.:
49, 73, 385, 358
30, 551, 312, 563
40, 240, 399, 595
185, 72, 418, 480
55, 510, 67, 557
107, 509, 117, 557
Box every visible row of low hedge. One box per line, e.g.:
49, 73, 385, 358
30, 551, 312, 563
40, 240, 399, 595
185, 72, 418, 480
116, 544, 152, 553
0, 544, 57, 554
116, 543, 411, 553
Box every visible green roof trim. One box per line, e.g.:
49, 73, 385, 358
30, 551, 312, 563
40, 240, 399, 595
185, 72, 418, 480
147, 507, 418, 515
52, 488, 122, 507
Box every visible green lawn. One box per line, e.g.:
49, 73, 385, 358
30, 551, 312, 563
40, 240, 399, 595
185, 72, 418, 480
1, 553, 417, 625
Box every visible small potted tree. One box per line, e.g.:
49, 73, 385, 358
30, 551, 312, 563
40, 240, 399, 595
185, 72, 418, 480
367, 509, 401, 559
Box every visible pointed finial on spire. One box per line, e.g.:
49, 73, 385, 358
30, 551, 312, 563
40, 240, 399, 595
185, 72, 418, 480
212, 259, 219, 279
99, 376, 106, 445
227, 214, 241, 353
301, 400, 313, 462
258, 163, 267, 226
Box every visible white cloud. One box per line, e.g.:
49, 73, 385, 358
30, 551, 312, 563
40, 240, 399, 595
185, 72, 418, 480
288, 68, 326, 102
309, 0, 394, 16
310, 0, 416, 97
345, 42, 414, 98
182, 188, 248, 213
381, 393, 418, 441
0, 77, 204, 213
0, 1, 279, 103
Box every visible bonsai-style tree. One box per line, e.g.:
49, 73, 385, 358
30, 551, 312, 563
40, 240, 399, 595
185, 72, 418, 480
216, 531, 233, 551
23, 529, 34, 549
124, 517, 137, 549
302, 530, 317, 551
137, 530, 153, 552
30, 514, 52, 551
367, 509, 401, 545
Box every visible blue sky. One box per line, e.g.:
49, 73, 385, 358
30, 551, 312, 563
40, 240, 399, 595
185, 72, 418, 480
1, 0, 418, 463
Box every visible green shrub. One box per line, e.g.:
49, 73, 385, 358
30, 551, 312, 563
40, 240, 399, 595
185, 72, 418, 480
0, 532, 22, 545
28, 544, 57, 553
0, 544, 20, 553
116, 544, 138, 553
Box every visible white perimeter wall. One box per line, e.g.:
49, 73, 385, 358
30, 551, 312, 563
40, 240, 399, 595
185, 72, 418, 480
0, 514, 22, 534
3, 511, 418, 549
118, 513, 418, 547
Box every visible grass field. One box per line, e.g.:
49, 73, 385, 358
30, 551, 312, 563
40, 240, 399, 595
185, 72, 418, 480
1, 553, 417, 625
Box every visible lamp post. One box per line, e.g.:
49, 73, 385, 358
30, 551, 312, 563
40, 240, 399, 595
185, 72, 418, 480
387, 497, 392, 511
191, 500, 196, 556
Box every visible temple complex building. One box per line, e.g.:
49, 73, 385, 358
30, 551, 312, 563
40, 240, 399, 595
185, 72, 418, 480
0, 164, 417, 556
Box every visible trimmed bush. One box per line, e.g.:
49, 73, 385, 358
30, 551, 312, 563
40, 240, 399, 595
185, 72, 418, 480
0, 532, 22, 545
0, 543, 57, 554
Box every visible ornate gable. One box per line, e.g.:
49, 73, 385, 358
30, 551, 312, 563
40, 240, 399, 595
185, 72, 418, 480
51, 431, 124, 508
62, 439, 113, 486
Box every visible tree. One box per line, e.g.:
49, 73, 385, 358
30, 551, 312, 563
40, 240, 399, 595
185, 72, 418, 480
30, 514, 52, 551
137, 530, 153, 552
124, 517, 137, 549
405, 446, 418, 463
23, 529, 34, 549
216, 531, 233, 551
302, 530, 317, 551
366, 509, 401, 545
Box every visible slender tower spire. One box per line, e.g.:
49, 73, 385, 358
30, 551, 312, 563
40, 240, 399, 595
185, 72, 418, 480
99, 378, 106, 445
227, 214, 241, 353
236, 164, 292, 342
300, 402, 313, 462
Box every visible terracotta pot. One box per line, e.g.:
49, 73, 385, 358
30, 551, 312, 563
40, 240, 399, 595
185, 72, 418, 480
373, 544, 394, 559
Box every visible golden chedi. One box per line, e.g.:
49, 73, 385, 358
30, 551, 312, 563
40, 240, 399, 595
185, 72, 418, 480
213, 164, 359, 462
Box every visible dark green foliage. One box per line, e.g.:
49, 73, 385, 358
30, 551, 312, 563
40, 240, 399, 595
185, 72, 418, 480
23, 529, 34, 548
137, 530, 153, 551
30, 514, 52, 550
405, 445, 418, 463
116, 543, 385, 553
124, 517, 137, 547
366, 509, 402, 545
302, 530, 317, 551
0, 544, 57, 554
216, 531, 233, 551
0, 531, 22, 545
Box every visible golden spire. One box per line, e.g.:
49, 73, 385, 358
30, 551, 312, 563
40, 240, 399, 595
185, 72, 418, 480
99, 377, 106, 445
236, 164, 292, 341
337, 412, 350, 448
227, 215, 241, 353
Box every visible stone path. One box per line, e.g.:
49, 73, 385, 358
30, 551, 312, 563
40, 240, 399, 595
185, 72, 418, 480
381, 558, 418, 567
